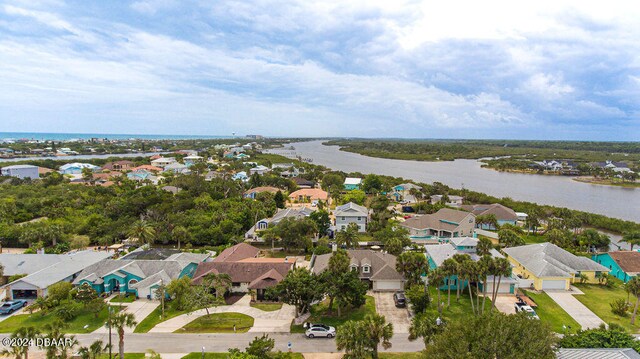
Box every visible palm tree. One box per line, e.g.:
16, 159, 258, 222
478, 255, 494, 314
440, 258, 457, 308
476, 237, 493, 256
363, 314, 394, 359
451, 254, 471, 302
459, 260, 477, 315
41, 320, 77, 359
127, 220, 156, 246
429, 268, 445, 315
1, 327, 39, 359
408, 312, 442, 347
622, 231, 640, 251
491, 257, 512, 310
203, 272, 232, 300
628, 278, 640, 325
171, 225, 190, 250
336, 222, 359, 249
78, 340, 107, 359
106, 312, 138, 359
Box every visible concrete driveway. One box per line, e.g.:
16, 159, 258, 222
494, 295, 517, 315
94, 299, 159, 334
373, 292, 411, 333
545, 290, 604, 329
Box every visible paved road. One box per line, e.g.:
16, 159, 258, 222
0, 332, 425, 353
545, 291, 605, 329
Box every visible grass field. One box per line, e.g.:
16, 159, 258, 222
575, 283, 640, 333
176, 312, 254, 333
110, 294, 136, 303
134, 302, 191, 333
522, 234, 546, 244
290, 295, 376, 333
426, 286, 490, 323
524, 290, 580, 333
250, 302, 283, 312
0, 305, 121, 333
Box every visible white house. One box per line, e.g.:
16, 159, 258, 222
59, 163, 100, 175
150, 157, 178, 168
249, 165, 271, 175
1, 165, 39, 179
334, 202, 369, 232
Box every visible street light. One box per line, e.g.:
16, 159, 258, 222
202, 346, 205, 359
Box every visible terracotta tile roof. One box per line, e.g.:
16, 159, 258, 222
288, 188, 328, 201
608, 251, 640, 274
213, 243, 260, 263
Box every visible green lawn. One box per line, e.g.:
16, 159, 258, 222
98, 354, 144, 359
176, 312, 254, 333
379, 353, 423, 359
523, 234, 546, 244
110, 294, 136, 303
291, 295, 376, 333
524, 290, 580, 333
250, 302, 283, 312
0, 305, 121, 333
426, 286, 490, 323
358, 234, 375, 242
575, 283, 640, 333
181, 353, 304, 359
134, 303, 191, 333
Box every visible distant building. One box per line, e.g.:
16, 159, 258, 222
102, 160, 135, 171
1, 165, 39, 179
150, 157, 178, 168
343, 177, 362, 191
288, 188, 328, 203
59, 163, 100, 175
430, 194, 464, 207
461, 203, 518, 229
399, 208, 476, 242
334, 202, 369, 232
391, 183, 422, 202
244, 186, 281, 199
249, 165, 270, 175
246, 207, 314, 240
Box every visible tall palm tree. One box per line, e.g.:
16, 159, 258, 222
440, 258, 457, 308
336, 222, 359, 249
491, 257, 512, 310
628, 278, 640, 325
171, 225, 190, 250
41, 320, 77, 359
622, 231, 640, 251
362, 314, 394, 359
460, 260, 477, 315
127, 220, 156, 246
429, 268, 445, 315
1, 327, 39, 359
451, 254, 471, 302
78, 340, 107, 359
476, 237, 493, 256
203, 272, 232, 300
478, 255, 493, 314
106, 312, 138, 359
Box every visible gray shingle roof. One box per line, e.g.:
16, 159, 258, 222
0, 254, 67, 276
334, 202, 369, 217
400, 208, 473, 231
556, 348, 640, 359
72, 259, 189, 285
502, 242, 610, 278
312, 250, 402, 281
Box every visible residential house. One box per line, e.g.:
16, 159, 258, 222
234, 153, 250, 160
591, 160, 633, 174
102, 160, 135, 171
150, 157, 177, 168
430, 195, 464, 207
131, 165, 163, 172
502, 242, 610, 290
272, 163, 303, 178
292, 177, 314, 189
288, 189, 328, 203
334, 202, 369, 232
343, 177, 362, 191
1, 165, 39, 179
192, 243, 295, 300
245, 207, 314, 240
311, 249, 404, 291
232, 171, 249, 182
161, 185, 181, 194
244, 186, 281, 199
425, 237, 517, 294
248, 165, 270, 176
461, 203, 518, 229
399, 208, 476, 242
127, 169, 161, 184
592, 251, 640, 283
0, 251, 111, 300
163, 163, 191, 174
392, 183, 422, 202
59, 163, 100, 175
205, 170, 225, 181
183, 155, 204, 167
73, 252, 209, 299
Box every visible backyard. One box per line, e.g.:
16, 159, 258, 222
290, 295, 376, 333
176, 313, 254, 333
575, 282, 640, 333
0, 305, 121, 333
524, 290, 580, 333
425, 287, 491, 323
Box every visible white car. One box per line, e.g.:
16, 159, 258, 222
305, 324, 336, 338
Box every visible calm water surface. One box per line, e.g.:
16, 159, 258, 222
274, 141, 639, 222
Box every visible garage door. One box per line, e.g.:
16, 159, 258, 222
542, 280, 566, 290
374, 281, 403, 291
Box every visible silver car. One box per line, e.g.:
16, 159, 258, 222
305, 325, 336, 338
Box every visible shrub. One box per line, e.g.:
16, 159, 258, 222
47, 282, 73, 302
610, 298, 628, 317
54, 302, 82, 321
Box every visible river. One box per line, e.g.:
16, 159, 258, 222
271, 141, 639, 223
0, 152, 169, 163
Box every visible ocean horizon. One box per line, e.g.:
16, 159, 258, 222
0, 132, 235, 141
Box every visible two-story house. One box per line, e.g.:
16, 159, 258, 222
245, 207, 314, 240
460, 203, 518, 229
392, 183, 422, 202
334, 202, 369, 232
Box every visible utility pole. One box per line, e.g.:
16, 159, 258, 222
161, 279, 165, 318
108, 306, 112, 359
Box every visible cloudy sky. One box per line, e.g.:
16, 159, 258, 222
1, 0, 639, 140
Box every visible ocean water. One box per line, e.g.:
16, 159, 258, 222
0, 132, 234, 141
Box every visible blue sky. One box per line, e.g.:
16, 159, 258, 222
0, 0, 639, 140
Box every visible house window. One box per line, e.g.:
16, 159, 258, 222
128, 279, 138, 286
357, 217, 361, 221
232, 282, 241, 287
350, 265, 358, 272
362, 266, 370, 273
341, 217, 345, 221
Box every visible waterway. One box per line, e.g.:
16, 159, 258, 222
0, 152, 169, 163
271, 141, 639, 222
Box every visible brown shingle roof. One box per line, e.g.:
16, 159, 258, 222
244, 186, 281, 196
460, 203, 517, 221
608, 251, 640, 274
313, 250, 403, 281
248, 269, 285, 289
400, 208, 473, 231
214, 243, 260, 263
192, 261, 293, 285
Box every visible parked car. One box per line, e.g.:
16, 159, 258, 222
305, 324, 336, 338
0, 300, 28, 315
514, 298, 539, 319
393, 291, 407, 308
